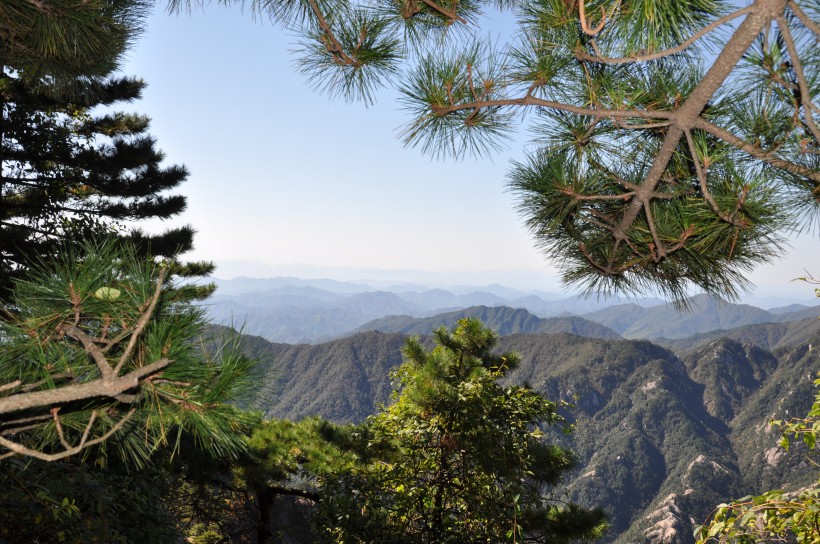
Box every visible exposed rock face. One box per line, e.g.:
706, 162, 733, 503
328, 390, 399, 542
644, 494, 690, 544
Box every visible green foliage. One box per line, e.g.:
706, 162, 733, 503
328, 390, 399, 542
0, 0, 149, 80
0, 240, 256, 463
0, 69, 203, 293
0, 454, 181, 544
318, 318, 607, 543
175, 0, 819, 303
696, 373, 820, 544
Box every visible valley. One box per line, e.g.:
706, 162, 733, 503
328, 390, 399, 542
210, 277, 820, 544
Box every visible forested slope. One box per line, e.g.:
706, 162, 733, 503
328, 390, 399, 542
244, 321, 820, 543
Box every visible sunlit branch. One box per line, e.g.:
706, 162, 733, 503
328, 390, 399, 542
578, 0, 606, 36
0, 381, 21, 394
305, 0, 361, 68
60, 323, 115, 379
693, 117, 820, 182
429, 95, 677, 121
114, 266, 167, 374
578, 6, 754, 64
0, 408, 135, 462
643, 200, 667, 260
2, 358, 168, 416
419, 0, 467, 24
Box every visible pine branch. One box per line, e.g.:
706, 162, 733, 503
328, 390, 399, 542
576, 6, 754, 64
789, 1, 820, 37
777, 15, 820, 144
693, 117, 820, 182
0, 357, 171, 416
0, 409, 136, 462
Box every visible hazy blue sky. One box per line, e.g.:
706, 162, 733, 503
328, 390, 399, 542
122, 4, 819, 299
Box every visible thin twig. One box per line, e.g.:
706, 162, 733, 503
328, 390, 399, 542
577, 6, 754, 64
789, 1, 820, 36
643, 200, 667, 260
0, 409, 135, 462
0, 357, 171, 415
52, 408, 72, 450
19, 372, 75, 393
684, 129, 740, 225
578, 0, 606, 36
59, 323, 114, 379
305, 0, 362, 67
114, 267, 167, 375
419, 0, 467, 24
430, 95, 676, 121
0, 381, 21, 394
694, 117, 820, 182
777, 16, 820, 144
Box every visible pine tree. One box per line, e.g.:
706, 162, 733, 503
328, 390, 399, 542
0, 0, 148, 79
0, 240, 256, 463
0, 71, 201, 293
175, 0, 819, 303
319, 318, 607, 543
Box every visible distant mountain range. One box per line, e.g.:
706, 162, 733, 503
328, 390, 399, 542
218, 313, 820, 544
201, 276, 819, 343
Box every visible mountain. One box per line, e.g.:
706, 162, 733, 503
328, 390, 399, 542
235, 320, 820, 544
204, 277, 818, 343
583, 293, 811, 339
203, 291, 421, 343
656, 317, 820, 352
353, 305, 621, 339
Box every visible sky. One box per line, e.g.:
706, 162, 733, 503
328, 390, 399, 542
121, 4, 819, 301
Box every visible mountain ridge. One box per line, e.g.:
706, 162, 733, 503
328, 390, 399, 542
224, 317, 820, 544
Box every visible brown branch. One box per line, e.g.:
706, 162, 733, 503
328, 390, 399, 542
666, 225, 697, 254
777, 15, 820, 144
563, 190, 635, 201
0, 409, 135, 462
578, 0, 606, 36
602, 0, 794, 265
419, 0, 467, 24
643, 200, 667, 260
0, 357, 170, 416
616, 120, 674, 130
18, 372, 75, 393
0, 414, 53, 435
114, 266, 167, 375
589, 157, 642, 191
693, 117, 820, 182
77, 411, 98, 449
789, 1, 820, 36
305, 0, 362, 67
0, 381, 21, 394
684, 129, 741, 225
52, 408, 72, 450
59, 323, 114, 380
430, 95, 676, 121
577, 6, 754, 64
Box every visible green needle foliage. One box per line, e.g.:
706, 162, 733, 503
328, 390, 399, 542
173, 0, 818, 303
318, 318, 607, 544
0, 240, 256, 463
0, 72, 202, 294
0, 0, 148, 80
